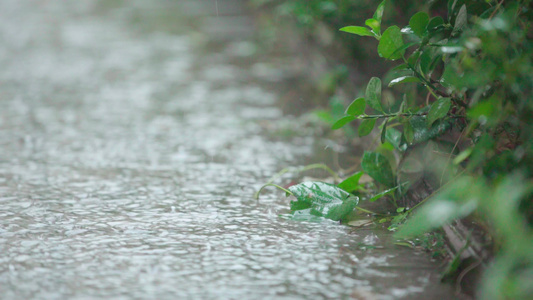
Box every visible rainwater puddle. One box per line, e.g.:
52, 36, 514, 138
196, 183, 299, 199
0, 1, 454, 299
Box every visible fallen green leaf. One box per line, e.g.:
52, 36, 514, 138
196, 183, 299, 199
288, 182, 359, 221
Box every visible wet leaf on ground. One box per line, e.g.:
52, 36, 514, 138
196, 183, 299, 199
288, 182, 359, 221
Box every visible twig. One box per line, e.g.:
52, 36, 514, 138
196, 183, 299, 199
455, 260, 482, 298
489, 0, 505, 20
358, 112, 464, 120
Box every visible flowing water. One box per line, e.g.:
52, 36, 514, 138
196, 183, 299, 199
0, 1, 455, 299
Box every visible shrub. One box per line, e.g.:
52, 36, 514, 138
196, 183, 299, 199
333, 1, 532, 298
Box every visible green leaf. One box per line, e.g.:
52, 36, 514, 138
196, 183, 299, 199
338, 171, 364, 193
419, 48, 435, 75
358, 118, 376, 137
346, 97, 366, 116
427, 16, 444, 32
361, 152, 395, 187
427, 97, 452, 127
332, 115, 355, 130
388, 76, 421, 87
403, 120, 414, 144
392, 63, 409, 71
369, 186, 398, 202
339, 26, 374, 37
288, 182, 359, 221
448, 0, 458, 16
407, 50, 421, 66
373, 0, 387, 24
409, 116, 451, 144
365, 18, 380, 36
466, 135, 495, 170
399, 94, 408, 113
313, 109, 334, 123
385, 127, 405, 151
388, 42, 420, 62
452, 5, 467, 35
380, 119, 388, 144
378, 26, 405, 60
365, 77, 383, 112
409, 12, 430, 37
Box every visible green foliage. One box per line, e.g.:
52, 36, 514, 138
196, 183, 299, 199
337, 0, 387, 39
346, 97, 365, 116
358, 119, 376, 137
339, 26, 373, 37
369, 186, 398, 202
388, 76, 420, 87
361, 151, 395, 188
426, 97, 451, 127
256, 0, 531, 297
396, 176, 482, 238
365, 77, 383, 112
409, 12, 430, 37
331, 115, 355, 130
331, 0, 533, 298
338, 171, 364, 193
378, 25, 405, 60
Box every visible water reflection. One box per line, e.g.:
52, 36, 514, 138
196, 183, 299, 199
0, 1, 454, 299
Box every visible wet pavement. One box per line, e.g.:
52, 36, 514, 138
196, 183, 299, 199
0, 1, 455, 299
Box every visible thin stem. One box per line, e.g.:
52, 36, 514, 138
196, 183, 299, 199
359, 113, 424, 119
489, 0, 505, 20
254, 183, 293, 200
402, 55, 440, 99
356, 206, 381, 215
358, 112, 464, 120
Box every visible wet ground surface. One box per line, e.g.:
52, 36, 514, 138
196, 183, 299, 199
0, 1, 455, 299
